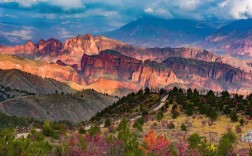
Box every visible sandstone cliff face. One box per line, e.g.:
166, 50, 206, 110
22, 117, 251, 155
80, 50, 252, 94
81, 50, 141, 82
1, 34, 252, 95
0, 54, 85, 90
1, 34, 251, 72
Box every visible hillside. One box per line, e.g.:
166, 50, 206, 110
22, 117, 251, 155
0, 69, 75, 94
0, 89, 118, 122
0, 88, 252, 155
0, 85, 34, 102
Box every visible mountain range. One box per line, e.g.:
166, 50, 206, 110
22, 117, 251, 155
1, 17, 252, 121
0, 33, 252, 96
106, 16, 216, 48
203, 19, 252, 57
106, 16, 252, 58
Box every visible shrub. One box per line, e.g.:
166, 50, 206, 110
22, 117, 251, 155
156, 111, 164, 121
172, 112, 179, 119
88, 125, 100, 136
78, 127, 86, 134
165, 101, 169, 108
207, 109, 218, 121
104, 118, 112, 127
168, 121, 175, 129
230, 111, 238, 122
239, 118, 245, 126
188, 133, 204, 149
217, 130, 236, 156
42, 122, 58, 139
181, 123, 187, 131
133, 117, 145, 131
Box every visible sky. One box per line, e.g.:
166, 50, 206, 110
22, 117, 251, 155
0, 0, 252, 45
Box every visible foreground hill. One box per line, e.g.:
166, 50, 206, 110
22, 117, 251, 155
0, 89, 118, 122
0, 69, 75, 94
0, 85, 34, 102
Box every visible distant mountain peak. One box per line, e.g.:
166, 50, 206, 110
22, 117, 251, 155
106, 17, 216, 48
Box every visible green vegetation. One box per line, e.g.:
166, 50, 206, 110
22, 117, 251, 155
217, 130, 237, 156
91, 87, 160, 121
0, 87, 252, 155
133, 117, 145, 131
180, 123, 187, 131
0, 112, 40, 129
168, 87, 252, 122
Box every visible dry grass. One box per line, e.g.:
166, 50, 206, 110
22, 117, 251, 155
140, 104, 252, 150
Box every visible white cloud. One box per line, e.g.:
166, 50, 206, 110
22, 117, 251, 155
59, 28, 71, 38
215, 0, 252, 19
177, 0, 201, 11
58, 9, 118, 18
48, 0, 84, 9
1, 29, 33, 43
229, 0, 252, 19
144, 8, 153, 13
18, 2, 33, 8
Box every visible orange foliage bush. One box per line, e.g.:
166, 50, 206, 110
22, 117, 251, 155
140, 130, 170, 155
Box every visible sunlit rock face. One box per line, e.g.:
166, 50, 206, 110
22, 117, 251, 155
1, 33, 251, 71
80, 50, 252, 95
1, 34, 252, 96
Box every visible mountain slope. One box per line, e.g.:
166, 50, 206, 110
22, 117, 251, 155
0, 69, 75, 94
0, 89, 118, 122
0, 84, 34, 102
106, 16, 216, 47
203, 19, 252, 57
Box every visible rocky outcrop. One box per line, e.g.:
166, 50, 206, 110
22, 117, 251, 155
80, 50, 252, 94
81, 50, 142, 82
1, 34, 251, 72
1, 34, 252, 95
36, 38, 63, 56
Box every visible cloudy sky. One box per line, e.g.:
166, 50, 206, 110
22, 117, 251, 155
0, 0, 252, 45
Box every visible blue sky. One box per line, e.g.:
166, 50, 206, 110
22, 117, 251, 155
0, 0, 252, 45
